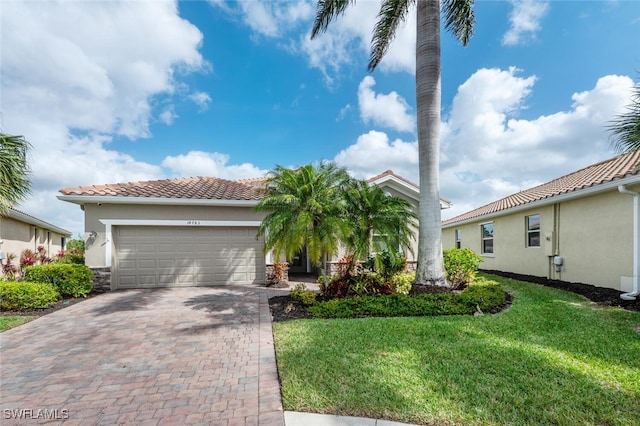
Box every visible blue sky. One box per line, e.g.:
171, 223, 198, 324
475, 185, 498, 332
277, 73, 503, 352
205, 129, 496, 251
1, 0, 638, 237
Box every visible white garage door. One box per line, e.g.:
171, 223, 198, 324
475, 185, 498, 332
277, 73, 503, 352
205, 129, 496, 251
113, 226, 265, 289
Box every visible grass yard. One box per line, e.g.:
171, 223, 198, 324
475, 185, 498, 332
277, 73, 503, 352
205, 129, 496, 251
273, 274, 640, 426
0, 316, 34, 332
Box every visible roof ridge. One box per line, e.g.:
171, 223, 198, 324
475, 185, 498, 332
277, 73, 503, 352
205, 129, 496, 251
443, 150, 640, 226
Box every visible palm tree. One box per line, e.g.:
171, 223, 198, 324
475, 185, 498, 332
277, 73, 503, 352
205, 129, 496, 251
0, 133, 31, 216
256, 162, 353, 269
609, 78, 640, 152
311, 0, 475, 286
342, 179, 417, 261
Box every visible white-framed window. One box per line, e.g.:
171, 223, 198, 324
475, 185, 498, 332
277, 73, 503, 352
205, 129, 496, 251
455, 229, 462, 249
481, 223, 494, 254
526, 214, 541, 247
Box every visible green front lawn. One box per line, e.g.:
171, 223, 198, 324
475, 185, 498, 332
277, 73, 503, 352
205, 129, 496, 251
273, 274, 640, 425
0, 316, 34, 332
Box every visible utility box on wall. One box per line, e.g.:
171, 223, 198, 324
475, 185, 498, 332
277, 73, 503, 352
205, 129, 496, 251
544, 232, 555, 256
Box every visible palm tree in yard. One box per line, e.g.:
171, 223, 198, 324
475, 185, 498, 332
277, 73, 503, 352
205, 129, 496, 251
311, 0, 475, 286
609, 78, 640, 152
342, 179, 417, 261
256, 162, 353, 270
0, 133, 31, 216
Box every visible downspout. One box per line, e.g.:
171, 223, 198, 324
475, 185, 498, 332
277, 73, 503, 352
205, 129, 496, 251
618, 185, 639, 300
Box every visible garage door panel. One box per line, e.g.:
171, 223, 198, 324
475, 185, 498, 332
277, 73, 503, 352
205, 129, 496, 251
114, 225, 264, 289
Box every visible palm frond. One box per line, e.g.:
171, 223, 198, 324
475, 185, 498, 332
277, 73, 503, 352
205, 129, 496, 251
0, 133, 31, 216
442, 0, 475, 47
609, 80, 640, 153
311, 0, 356, 39
368, 0, 413, 72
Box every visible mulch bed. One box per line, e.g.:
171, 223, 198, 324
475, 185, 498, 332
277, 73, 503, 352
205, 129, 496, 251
483, 270, 640, 312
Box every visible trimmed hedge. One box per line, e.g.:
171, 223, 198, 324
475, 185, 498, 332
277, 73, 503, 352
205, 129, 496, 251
23, 264, 93, 297
0, 281, 60, 310
307, 279, 506, 319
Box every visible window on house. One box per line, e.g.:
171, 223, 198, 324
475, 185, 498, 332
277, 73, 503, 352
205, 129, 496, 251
372, 233, 401, 255
526, 214, 541, 247
61, 237, 66, 248
455, 229, 462, 249
481, 223, 494, 254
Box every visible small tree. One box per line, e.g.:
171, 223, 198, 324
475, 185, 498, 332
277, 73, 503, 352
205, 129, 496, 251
0, 133, 31, 216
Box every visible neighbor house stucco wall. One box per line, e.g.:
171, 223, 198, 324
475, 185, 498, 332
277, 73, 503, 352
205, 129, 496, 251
83, 203, 267, 267
442, 187, 636, 291
0, 216, 67, 260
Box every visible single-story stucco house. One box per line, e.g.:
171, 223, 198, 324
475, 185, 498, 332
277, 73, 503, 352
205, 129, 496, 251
442, 150, 640, 299
0, 207, 71, 263
58, 170, 450, 291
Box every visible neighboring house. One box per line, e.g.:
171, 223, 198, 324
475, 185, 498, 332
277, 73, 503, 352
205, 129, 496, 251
58, 170, 451, 290
0, 207, 71, 264
442, 151, 640, 296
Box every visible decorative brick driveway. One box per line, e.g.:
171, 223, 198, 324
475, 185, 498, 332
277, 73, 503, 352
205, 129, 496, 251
0, 287, 284, 425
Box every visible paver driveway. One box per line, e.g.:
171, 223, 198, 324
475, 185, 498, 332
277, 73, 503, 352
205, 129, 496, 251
0, 286, 284, 425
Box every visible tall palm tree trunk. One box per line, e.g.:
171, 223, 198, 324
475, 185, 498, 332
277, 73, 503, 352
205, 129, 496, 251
415, 0, 446, 286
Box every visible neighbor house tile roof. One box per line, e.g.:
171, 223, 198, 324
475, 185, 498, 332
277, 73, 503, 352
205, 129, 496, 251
6, 207, 71, 235
59, 176, 263, 200
443, 150, 640, 226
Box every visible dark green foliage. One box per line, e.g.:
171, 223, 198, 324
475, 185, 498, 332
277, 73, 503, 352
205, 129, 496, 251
308, 281, 505, 319
443, 247, 483, 289
0, 281, 60, 310
65, 238, 85, 252
290, 284, 318, 306
23, 264, 93, 297
360, 250, 407, 279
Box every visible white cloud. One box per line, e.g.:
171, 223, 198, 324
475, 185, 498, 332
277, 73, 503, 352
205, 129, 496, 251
190, 92, 212, 111
1, 0, 206, 236
334, 131, 418, 181
503, 0, 550, 46
334, 69, 634, 221
162, 151, 269, 180
358, 76, 416, 133
215, 0, 314, 38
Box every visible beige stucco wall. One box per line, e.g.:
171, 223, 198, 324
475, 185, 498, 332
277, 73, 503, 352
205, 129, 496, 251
83, 203, 267, 267
0, 216, 67, 262
442, 186, 637, 291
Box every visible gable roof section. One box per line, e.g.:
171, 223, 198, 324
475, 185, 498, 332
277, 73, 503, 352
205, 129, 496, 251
5, 207, 71, 236
443, 150, 640, 227
58, 176, 263, 206
367, 169, 452, 208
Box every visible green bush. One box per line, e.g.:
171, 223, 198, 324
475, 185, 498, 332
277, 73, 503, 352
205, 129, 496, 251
350, 272, 387, 296
390, 272, 414, 295
461, 279, 507, 312
0, 281, 60, 310
360, 250, 407, 279
23, 264, 93, 297
443, 248, 483, 289
290, 283, 317, 306
307, 280, 506, 319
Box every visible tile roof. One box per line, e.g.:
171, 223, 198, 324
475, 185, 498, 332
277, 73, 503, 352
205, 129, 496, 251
443, 150, 640, 226
5, 207, 71, 235
59, 176, 263, 200
366, 169, 419, 188
367, 169, 452, 205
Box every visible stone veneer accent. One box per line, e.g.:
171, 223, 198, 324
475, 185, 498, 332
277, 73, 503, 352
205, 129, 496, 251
266, 263, 289, 285
90, 267, 111, 292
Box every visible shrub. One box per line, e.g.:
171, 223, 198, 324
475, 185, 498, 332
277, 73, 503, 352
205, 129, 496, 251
390, 272, 414, 295
23, 264, 93, 297
1, 253, 19, 280
360, 250, 406, 279
57, 249, 85, 265
0, 281, 60, 310
461, 279, 507, 312
443, 248, 483, 289
290, 283, 317, 306
308, 280, 506, 319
